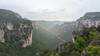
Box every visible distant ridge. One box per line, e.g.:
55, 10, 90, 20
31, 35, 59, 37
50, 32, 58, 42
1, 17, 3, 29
77, 12, 100, 21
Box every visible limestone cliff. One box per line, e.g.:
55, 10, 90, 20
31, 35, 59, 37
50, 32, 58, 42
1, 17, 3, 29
0, 9, 33, 47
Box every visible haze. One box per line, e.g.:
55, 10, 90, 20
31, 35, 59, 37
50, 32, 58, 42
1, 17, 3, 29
0, 0, 100, 21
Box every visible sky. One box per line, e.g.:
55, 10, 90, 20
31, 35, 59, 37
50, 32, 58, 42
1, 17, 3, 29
0, 0, 100, 21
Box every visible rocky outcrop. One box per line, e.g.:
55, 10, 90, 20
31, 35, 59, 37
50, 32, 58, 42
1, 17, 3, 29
0, 9, 33, 47
22, 32, 32, 47
76, 12, 100, 30
0, 29, 5, 42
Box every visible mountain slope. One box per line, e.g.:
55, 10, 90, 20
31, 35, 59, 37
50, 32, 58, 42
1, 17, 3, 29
0, 9, 33, 47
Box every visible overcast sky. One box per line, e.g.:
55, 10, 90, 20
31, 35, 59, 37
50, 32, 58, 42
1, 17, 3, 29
0, 0, 100, 21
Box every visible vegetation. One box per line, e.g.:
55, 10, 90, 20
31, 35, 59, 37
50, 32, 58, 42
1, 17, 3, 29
0, 9, 100, 56
35, 26, 100, 56
0, 25, 100, 56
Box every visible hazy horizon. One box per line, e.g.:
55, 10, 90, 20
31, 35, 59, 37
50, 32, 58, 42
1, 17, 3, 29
0, 0, 100, 21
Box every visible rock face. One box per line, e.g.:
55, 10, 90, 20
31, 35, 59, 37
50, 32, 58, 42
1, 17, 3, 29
0, 9, 33, 47
22, 32, 32, 47
76, 12, 100, 30
0, 29, 5, 42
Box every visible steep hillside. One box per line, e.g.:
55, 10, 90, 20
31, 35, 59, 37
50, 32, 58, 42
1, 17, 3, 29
52, 22, 76, 41
0, 9, 33, 47
32, 22, 60, 49
32, 21, 76, 51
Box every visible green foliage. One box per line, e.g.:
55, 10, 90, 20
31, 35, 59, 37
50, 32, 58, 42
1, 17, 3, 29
89, 31, 97, 39
75, 36, 86, 49
87, 45, 100, 56
0, 42, 16, 56
59, 42, 81, 56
